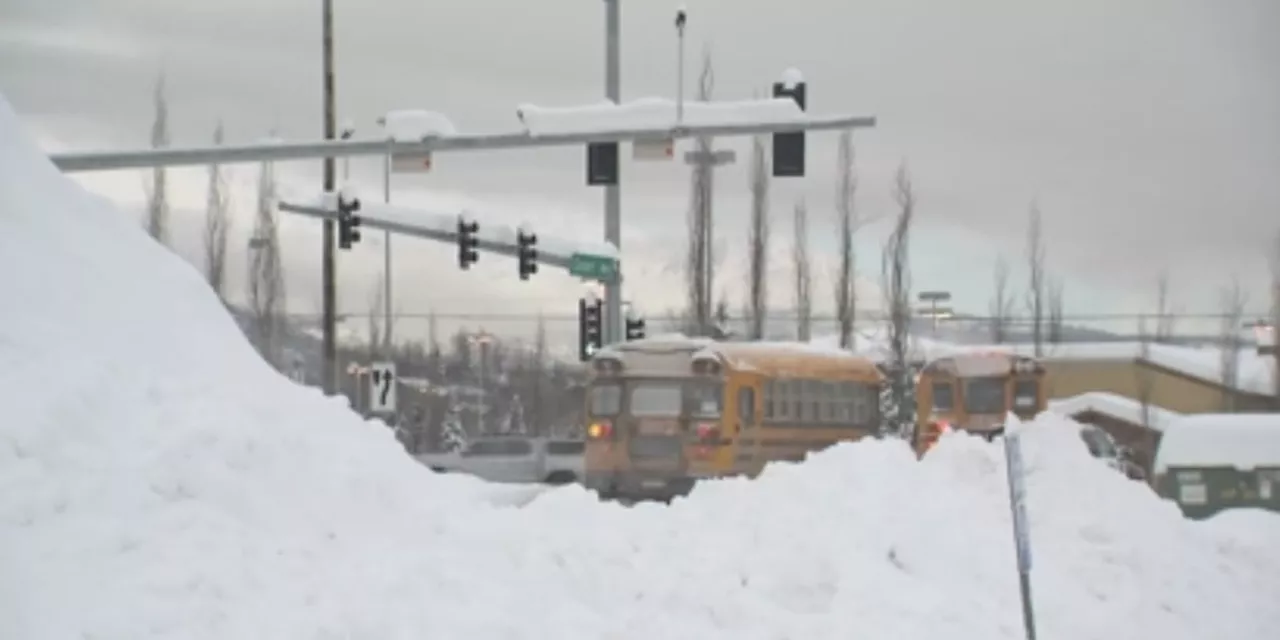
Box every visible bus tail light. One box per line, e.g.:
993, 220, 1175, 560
695, 421, 720, 442
587, 421, 613, 439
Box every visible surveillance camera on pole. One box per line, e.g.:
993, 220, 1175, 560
456, 216, 479, 269
772, 67, 807, 177
675, 6, 688, 125
336, 188, 362, 250
516, 226, 538, 280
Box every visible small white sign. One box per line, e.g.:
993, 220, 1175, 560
390, 152, 433, 173
369, 361, 398, 414
632, 137, 674, 161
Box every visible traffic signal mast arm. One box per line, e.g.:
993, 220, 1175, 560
279, 195, 620, 282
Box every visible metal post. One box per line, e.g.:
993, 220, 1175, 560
321, 0, 338, 395
603, 0, 623, 345
382, 150, 393, 353
676, 9, 686, 124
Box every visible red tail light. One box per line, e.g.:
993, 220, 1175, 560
587, 421, 613, 439
695, 422, 721, 442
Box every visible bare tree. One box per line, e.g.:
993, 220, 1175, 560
881, 162, 916, 438
1154, 269, 1177, 343
145, 72, 171, 245
202, 119, 231, 300
989, 256, 1013, 344
746, 134, 770, 340
530, 313, 548, 436
1047, 276, 1065, 345
1025, 202, 1046, 356
713, 293, 732, 340
1136, 314, 1155, 430
834, 129, 859, 349
1217, 278, 1247, 412
367, 272, 385, 361
684, 50, 715, 336
1270, 231, 1280, 407
247, 155, 286, 368
792, 198, 813, 342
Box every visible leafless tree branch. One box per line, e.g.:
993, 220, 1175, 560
989, 255, 1012, 343
1217, 277, 1247, 411
834, 129, 859, 349
1025, 201, 1046, 356
792, 198, 812, 341
746, 134, 770, 341
202, 119, 231, 300
881, 162, 916, 438
145, 72, 170, 245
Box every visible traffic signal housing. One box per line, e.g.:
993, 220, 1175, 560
587, 142, 619, 186
457, 218, 479, 269
516, 229, 538, 280
771, 78, 807, 177
578, 297, 604, 362
336, 192, 362, 250
625, 316, 646, 341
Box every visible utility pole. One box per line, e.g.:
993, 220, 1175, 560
321, 0, 339, 394
382, 149, 393, 352
603, 0, 622, 345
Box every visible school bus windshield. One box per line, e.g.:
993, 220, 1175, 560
963, 377, 1007, 413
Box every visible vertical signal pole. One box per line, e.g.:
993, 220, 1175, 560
320, 0, 339, 395
603, 0, 622, 345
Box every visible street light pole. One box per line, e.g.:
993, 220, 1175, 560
321, 0, 339, 395
382, 146, 393, 353
603, 0, 622, 345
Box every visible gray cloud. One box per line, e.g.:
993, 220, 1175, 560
2, 0, 1278, 335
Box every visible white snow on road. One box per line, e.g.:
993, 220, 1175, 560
2, 92, 1278, 639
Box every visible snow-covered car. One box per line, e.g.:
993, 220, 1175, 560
414, 436, 585, 485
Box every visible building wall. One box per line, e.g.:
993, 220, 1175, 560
1042, 359, 1272, 414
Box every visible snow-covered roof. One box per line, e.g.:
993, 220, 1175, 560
846, 330, 1275, 396
515, 97, 806, 136
1153, 413, 1280, 473
1049, 392, 1184, 432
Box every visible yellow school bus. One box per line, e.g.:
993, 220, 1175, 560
914, 351, 1047, 455
583, 337, 885, 501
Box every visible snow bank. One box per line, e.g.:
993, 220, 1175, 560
515, 96, 806, 136
3, 93, 1279, 639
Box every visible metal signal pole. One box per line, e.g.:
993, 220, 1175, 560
603, 0, 622, 345
321, 0, 339, 394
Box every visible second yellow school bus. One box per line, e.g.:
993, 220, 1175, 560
582, 337, 885, 501
914, 351, 1047, 455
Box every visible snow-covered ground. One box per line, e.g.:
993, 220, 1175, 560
3, 93, 1279, 639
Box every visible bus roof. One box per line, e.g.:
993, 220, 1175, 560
921, 351, 1042, 376
599, 337, 882, 379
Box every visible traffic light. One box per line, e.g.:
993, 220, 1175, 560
516, 229, 538, 280
578, 297, 604, 361
771, 77, 807, 178
587, 142, 619, 186
457, 217, 479, 269
337, 192, 362, 250
625, 316, 646, 341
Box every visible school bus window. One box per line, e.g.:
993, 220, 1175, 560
685, 380, 725, 418
737, 387, 756, 424
931, 382, 955, 411
630, 383, 683, 417
1013, 379, 1038, 410
762, 381, 775, 421
964, 377, 1006, 413
774, 380, 790, 420
589, 383, 622, 417
852, 385, 873, 424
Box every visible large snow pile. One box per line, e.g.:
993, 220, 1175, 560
2, 94, 1279, 639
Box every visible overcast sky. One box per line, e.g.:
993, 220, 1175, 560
2, 0, 1277, 343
